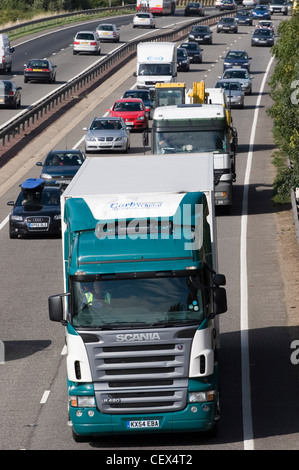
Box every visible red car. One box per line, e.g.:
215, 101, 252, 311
108, 98, 148, 131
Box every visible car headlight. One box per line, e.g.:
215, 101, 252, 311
204, 35, 210, 38
87, 134, 96, 142
41, 173, 53, 180
189, 391, 216, 403
189, 34, 194, 38
69, 395, 96, 408
115, 137, 125, 142
11, 215, 23, 221
136, 115, 145, 121
53, 214, 61, 220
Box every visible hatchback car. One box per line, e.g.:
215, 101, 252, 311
108, 98, 149, 131
24, 59, 57, 83
221, 68, 253, 94
188, 25, 213, 44
251, 28, 275, 47
73, 31, 101, 55
0, 80, 21, 108
220, 0, 237, 10
217, 17, 238, 33
83, 117, 130, 153
177, 47, 190, 71
95, 23, 120, 42
242, 0, 259, 5
184, 2, 205, 15
133, 12, 156, 28
252, 5, 271, 18
179, 42, 203, 63
223, 50, 251, 71
235, 10, 253, 25
215, 80, 245, 108
257, 20, 274, 31
36, 149, 85, 185
122, 89, 154, 116
8, 179, 62, 238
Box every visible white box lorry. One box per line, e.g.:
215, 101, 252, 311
135, 42, 177, 89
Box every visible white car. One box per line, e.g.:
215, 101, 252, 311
242, 0, 259, 5
73, 31, 101, 55
96, 23, 120, 42
133, 12, 156, 28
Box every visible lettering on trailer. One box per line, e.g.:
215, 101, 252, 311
110, 201, 163, 210
116, 332, 161, 342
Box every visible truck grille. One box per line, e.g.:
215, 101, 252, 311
81, 327, 196, 414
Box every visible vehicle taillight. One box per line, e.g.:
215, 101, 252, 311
90, 41, 97, 45
43, 69, 50, 72
9, 91, 14, 96
74, 41, 80, 45
25, 68, 33, 71
1, 56, 4, 64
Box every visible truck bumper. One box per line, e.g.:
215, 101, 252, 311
70, 402, 217, 438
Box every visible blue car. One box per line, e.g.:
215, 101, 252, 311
223, 50, 251, 72
235, 9, 253, 25
252, 5, 271, 19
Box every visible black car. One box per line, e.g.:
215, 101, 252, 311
251, 28, 275, 46
177, 47, 190, 71
235, 9, 253, 25
8, 179, 62, 238
36, 149, 85, 185
184, 2, 205, 15
179, 42, 203, 63
188, 25, 213, 45
24, 58, 57, 83
217, 17, 238, 33
0, 80, 21, 108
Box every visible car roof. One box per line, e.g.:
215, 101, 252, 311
114, 98, 144, 103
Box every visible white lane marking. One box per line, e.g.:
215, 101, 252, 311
40, 390, 51, 404
240, 55, 275, 450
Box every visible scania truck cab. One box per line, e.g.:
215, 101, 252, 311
49, 154, 227, 442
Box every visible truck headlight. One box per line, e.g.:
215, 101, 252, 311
41, 173, 53, 180
69, 395, 96, 407
189, 390, 215, 403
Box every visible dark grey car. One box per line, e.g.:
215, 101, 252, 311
217, 17, 238, 33
188, 25, 213, 44
251, 28, 275, 47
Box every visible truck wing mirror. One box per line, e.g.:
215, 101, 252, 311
213, 287, 227, 315
142, 128, 151, 147
48, 293, 68, 323
213, 273, 226, 286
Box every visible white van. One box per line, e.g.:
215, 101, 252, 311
0, 34, 15, 73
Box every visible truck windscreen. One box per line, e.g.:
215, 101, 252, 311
153, 130, 227, 154
138, 64, 172, 76
70, 276, 207, 328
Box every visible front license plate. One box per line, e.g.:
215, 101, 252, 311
126, 122, 134, 126
29, 222, 48, 228
127, 420, 159, 429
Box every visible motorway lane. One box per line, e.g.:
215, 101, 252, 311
0, 10, 205, 125
1, 13, 299, 450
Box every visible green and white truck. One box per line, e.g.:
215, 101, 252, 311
49, 153, 227, 441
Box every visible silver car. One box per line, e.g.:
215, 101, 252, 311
95, 23, 120, 42
83, 117, 130, 153
215, 80, 245, 108
221, 68, 253, 94
73, 31, 101, 55
133, 12, 156, 28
